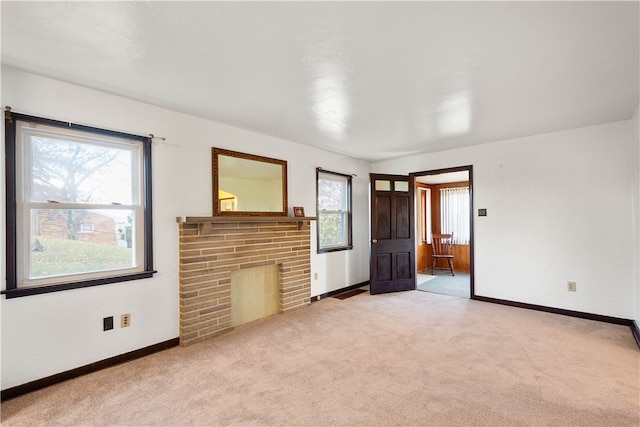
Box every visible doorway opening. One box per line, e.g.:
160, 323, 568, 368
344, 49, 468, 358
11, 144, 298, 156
411, 165, 474, 298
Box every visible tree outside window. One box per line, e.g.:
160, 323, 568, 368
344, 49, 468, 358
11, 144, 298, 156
317, 169, 352, 252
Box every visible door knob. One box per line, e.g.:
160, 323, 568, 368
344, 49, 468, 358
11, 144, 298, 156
372, 239, 378, 243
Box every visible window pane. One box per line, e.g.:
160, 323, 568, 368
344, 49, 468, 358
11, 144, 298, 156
319, 212, 347, 247
318, 174, 347, 210
29, 208, 135, 280
375, 180, 391, 191
439, 187, 470, 244
79, 223, 94, 233
27, 130, 135, 204
394, 181, 409, 192
417, 187, 432, 243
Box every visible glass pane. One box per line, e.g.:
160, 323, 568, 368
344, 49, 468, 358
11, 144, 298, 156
395, 181, 409, 192
375, 180, 391, 191
318, 174, 347, 210
28, 131, 135, 204
29, 208, 135, 279
319, 212, 347, 247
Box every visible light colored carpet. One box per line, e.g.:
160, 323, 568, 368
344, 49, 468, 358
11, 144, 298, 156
2, 290, 639, 426
417, 273, 437, 284
417, 272, 471, 299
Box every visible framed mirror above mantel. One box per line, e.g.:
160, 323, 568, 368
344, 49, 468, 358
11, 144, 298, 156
212, 147, 288, 216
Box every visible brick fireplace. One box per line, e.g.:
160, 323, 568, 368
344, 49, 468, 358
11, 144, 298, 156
178, 217, 313, 346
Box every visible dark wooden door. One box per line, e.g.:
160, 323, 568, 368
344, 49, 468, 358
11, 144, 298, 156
370, 174, 416, 294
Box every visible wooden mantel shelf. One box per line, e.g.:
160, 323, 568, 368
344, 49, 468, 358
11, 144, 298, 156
177, 216, 317, 223
176, 215, 317, 230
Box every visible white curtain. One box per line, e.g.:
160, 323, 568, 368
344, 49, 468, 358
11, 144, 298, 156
440, 187, 470, 244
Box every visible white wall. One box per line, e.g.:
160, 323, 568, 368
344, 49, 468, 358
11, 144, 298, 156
0, 67, 370, 389
373, 120, 637, 319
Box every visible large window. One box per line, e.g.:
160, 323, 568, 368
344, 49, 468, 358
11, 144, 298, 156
440, 186, 470, 244
316, 169, 352, 253
4, 112, 154, 298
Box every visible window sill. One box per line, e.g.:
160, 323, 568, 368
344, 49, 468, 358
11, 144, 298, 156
2, 271, 156, 299
317, 245, 353, 254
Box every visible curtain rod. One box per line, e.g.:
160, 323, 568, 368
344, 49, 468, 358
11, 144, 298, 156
317, 167, 357, 177
5, 106, 167, 143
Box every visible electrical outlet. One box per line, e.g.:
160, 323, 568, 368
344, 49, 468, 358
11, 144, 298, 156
567, 281, 577, 292
313, 272, 318, 280
103, 316, 114, 331
121, 313, 131, 328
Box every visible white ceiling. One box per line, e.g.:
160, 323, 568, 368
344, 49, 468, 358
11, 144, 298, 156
2, 1, 638, 162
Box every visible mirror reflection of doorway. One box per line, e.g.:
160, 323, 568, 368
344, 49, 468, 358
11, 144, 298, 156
412, 167, 473, 299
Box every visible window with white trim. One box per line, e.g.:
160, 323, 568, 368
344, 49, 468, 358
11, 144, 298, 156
4, 112, 154, 298
316, 169, 352, 253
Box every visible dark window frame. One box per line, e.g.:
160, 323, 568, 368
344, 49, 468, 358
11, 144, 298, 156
3, 111, 154, 298
316, 168, 353, 254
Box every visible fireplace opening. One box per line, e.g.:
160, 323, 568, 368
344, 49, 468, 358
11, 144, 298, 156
231, 264, 280, 327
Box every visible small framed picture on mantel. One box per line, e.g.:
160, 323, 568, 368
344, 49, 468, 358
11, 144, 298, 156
293, 207, 305, 217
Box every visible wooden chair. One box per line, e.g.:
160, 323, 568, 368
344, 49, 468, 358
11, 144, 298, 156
431, 233, 455, 276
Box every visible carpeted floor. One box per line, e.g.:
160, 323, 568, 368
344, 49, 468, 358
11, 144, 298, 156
417, 271, 471, 298
2, 290, 638, 426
